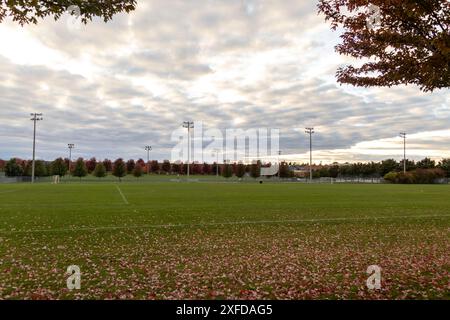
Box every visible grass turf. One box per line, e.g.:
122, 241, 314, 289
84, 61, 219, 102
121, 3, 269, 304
0, 182, 448, 299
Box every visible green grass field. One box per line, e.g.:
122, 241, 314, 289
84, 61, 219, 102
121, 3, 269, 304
0, 182, 448, 299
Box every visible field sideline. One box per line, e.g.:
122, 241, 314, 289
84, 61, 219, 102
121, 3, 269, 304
0, 182, 449, 299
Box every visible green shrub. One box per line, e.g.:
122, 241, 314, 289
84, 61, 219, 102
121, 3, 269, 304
413, 168, 445, 184
396, 172, 415, 184
385, 169, 446, 184
383, 172, 398, 183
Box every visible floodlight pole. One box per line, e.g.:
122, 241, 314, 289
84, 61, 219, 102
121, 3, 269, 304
400, 132, 406, 174
213, 148, 220, 177
182, 121, 194, 178
68, 144, 75, 172
30, 113, 43, 183
305, 128, 314, 182
278, 150, 282, 179
145, 146, 152, 174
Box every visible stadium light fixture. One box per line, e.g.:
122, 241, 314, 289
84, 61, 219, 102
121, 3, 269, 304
305, 128, 315, 182
182, 121, 194, 178
400, 132, 406, 174
30, 113, 43, 183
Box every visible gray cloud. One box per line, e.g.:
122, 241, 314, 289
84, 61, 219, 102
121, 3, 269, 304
0, 0, 448, 163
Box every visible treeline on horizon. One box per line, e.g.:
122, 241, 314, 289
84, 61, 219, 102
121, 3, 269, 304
0, 157, 449, 183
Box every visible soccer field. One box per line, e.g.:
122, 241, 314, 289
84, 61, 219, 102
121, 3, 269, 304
0, 182, 449, 299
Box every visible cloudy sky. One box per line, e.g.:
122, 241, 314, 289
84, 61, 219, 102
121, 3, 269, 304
0, 0, 448, 164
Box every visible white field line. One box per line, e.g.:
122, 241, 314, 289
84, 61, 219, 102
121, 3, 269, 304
0, 189, 18, 195
1, 214, 449, 235
115, 185, 129, 205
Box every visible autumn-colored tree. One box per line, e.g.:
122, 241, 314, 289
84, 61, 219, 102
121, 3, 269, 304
126, 159, 135, 173
192, 163, 203, 175
72, 158, 87, 180
203, 163, 212, 175
222, 164, 233, 178
93, 162, 107, 179
136, 158, 145, 167
279, 162, 292, 178
51, 158, 68, 177
4, 158, 23, 177
318, 0, 450, 92
329, 163, 340, 178
113, 158, 127, 182
236, 163, 246, 178
103, 159, 113, 172
150, 160, 160, 174
64, 158, 71, 172
22, 160, 32, 176
0, 1, 137, 25
212, 162, 221, 176
33, 160, 48, 177
172, 162, 184, 175
0, 159, 5, 172
161, 160, 172, 174
250, 161, 261, 179
132, 163, 143, 178
86, 157, 97, 174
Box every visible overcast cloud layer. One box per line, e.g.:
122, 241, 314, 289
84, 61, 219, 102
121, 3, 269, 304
0, 0, 449, 163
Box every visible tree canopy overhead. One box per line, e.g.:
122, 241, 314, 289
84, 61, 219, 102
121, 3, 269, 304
0, 0, 137, 25
318, 0, 449, 92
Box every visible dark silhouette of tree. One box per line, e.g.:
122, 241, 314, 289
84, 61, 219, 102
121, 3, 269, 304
222, 164, 233, 178
172, 162, 181, 175
279, 161, 292, 178
161, 160, 172, 174
5, 158, 23, 177
438, 158, 450, 177
318, 0, 449, 92
416, 157, 436, 169
32, 160, 48, 177
236, 163, 246, 178
126, 159, 135, 173
399, 159, 416, 172
86, 157, 97, 174
0, 0, 137, 25
212, 162, 221, 176
113, 158, 127, 181
51, 158, 68, 177
72, 158, 87, 180
203, 163, 212, 175
250, 161, 261, 179
93, 162, 107, 178
192, 163, 203, 175
103, 159, 113, 172
150, 160, 160, 174
329, 163, 340, 178
64, 158, 71, 172
380, 159, 398, 176
132, 163, 143, 178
